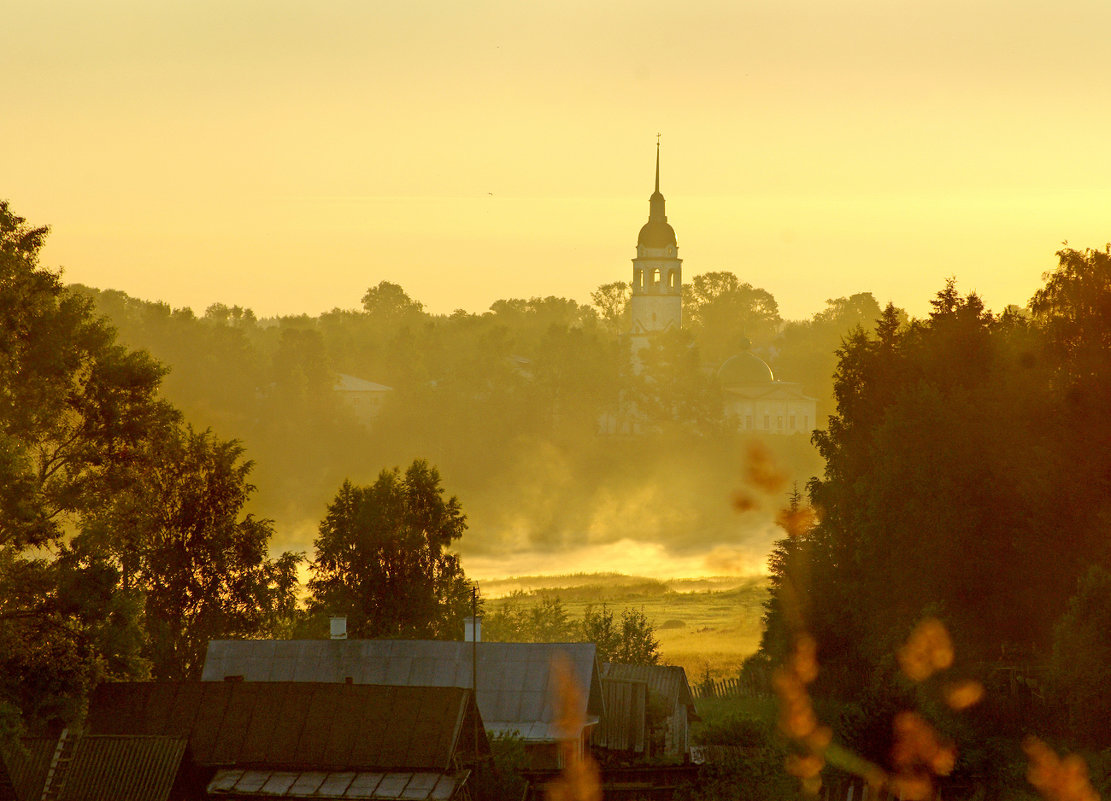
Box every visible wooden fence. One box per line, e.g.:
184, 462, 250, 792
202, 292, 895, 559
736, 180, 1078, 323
691, 673, 766, 700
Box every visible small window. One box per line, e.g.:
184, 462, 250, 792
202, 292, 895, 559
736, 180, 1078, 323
777, 416, 783, 429
763, 415, 770, 429
789, 415, 796, 429
652, 268, 661, 287
745, 415, 753, 430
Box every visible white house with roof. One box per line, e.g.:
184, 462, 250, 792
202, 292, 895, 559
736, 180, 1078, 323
717, 351, 817, 435
334, 374, 393, 426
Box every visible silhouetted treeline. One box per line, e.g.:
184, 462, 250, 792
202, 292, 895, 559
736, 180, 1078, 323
0, 202, 302, 737
69, 277, 876, 557
758, 247, 1111, 796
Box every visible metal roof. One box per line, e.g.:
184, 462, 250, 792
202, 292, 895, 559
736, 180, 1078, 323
207, 769, 468, 799
600, 663, 695, 711
202, 640, 603, 743
1, 738, 54, 801
88, 682, 485, 772
1, 735, 187, 801
335, 374, 393, 393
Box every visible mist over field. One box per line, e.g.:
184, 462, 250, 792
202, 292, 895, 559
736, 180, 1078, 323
68, 278, 845, 579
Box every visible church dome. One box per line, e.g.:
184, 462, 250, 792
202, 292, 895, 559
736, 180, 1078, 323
718, 352, 774, 386
637, 216, 677, 249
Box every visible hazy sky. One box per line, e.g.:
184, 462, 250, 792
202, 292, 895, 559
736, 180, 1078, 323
6, 0, 1110, 321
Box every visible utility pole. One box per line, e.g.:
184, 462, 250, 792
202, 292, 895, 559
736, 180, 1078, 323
472, 584, 479, 766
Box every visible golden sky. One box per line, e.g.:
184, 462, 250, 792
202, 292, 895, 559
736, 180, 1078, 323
6, 0, 1110, 321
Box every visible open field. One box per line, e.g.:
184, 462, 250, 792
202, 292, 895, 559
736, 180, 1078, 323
478, 573, 768, 680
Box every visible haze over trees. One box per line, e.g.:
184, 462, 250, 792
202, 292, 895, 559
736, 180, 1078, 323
0, 202, 299, 733
757, 246, 1111, 792
69, 258, 869, 566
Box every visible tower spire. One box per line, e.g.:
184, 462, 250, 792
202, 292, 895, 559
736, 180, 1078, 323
655, 133, 660, 194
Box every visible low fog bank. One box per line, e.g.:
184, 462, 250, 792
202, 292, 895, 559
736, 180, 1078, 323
70, 277, 854, 572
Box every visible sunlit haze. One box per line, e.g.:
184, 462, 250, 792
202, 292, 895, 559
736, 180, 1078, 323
6, 0, 1110, 322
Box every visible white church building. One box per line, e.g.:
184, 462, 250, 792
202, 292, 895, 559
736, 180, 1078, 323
622, 143, 816, 435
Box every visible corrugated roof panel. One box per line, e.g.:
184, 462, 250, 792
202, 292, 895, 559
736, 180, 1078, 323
501, 659, 527, 694
58, 735, 187, 801
293, 659, 323, 682
268, 656, 294, 682
399, 772, 439, 800
295, 685, 338, 766
212, 683, 258, 763
601, 664, 694, 709
233, 770, 271, 793
374, 773, 410, 799
260, 771, 300, 795
274, 640, 302, 659
428, 774, 459, 801
384, 656, 413, 684
200, 641, 601, 744
344, 772, 385, 797
317, 772, 357, 797
191, 684, 232, 762
238, 685, 282, 764
209, 769, 244, 792
289, 772, 327, 795
373, 722, 410, 770
322, 691, 363, 767
167, 684, 204, 738
410, 657, 436, 685
275, 685, 316, 763
3, 738, 55, 801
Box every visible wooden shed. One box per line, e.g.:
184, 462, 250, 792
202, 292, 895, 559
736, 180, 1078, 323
598, 664, 697, 759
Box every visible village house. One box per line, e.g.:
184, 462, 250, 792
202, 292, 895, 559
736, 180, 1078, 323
18, 680, 492, 801
201, 639, 604, 770
593, 663, 697, 760
333, 373, 393, 426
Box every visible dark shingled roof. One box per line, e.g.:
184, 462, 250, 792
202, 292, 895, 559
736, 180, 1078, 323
2, 735, 188, 801
88, 682, 487, 772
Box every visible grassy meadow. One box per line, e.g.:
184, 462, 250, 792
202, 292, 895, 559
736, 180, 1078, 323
479, 573, 768, 680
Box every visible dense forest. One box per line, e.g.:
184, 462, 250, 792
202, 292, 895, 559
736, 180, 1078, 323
66, 259, 880, 565
753, 247, 1111, 798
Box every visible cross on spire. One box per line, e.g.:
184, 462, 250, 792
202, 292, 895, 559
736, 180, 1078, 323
654, 134, 661, 194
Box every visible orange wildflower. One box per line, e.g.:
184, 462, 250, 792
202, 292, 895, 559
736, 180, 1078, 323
897, 618, 954, 682
744, 440, 788, 494
1024, 737, 1099, 801
944, 679, 985, 711
545, 654, 602, 801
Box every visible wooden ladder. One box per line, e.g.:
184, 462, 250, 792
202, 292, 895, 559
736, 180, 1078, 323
40, 728, 75, 801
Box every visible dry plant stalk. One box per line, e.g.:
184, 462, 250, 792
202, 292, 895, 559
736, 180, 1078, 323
773, 634, 830, 795
545, 653, 602, 801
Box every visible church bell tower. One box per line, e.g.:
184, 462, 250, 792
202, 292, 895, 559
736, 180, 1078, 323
629, 140, 682, 364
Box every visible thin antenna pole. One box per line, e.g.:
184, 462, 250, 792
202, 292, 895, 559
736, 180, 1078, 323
472, 584, 479, 765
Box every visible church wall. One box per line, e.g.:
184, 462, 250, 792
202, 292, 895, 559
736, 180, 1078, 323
630, 293, 682, 335
725, 395, 817, 434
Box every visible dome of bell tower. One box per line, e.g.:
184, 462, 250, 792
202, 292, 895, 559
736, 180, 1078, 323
637, 140, 678, 249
